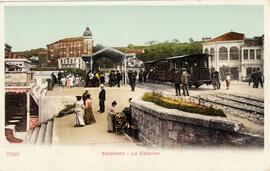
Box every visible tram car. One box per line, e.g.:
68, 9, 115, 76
145, 54, 212, 88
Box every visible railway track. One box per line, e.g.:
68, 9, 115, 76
190, 95, 263, 115
190, 93, 264, 124
218, 93, 264, 108
211, 94, 264, 109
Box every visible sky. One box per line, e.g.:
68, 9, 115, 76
5, 5, 264, 52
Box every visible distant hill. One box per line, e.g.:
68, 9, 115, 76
15, 48, 46, 58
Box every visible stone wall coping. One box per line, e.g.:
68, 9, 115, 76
131, 99, 242, 133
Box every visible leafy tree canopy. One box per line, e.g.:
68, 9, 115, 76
115, 39, 203, 62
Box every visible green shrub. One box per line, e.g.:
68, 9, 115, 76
142, 92, 226, 117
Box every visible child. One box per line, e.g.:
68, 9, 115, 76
74, 96, 85, 127
225, 73, 231, 90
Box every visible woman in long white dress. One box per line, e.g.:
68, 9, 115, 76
74, 96, 86, 127
107, 101, 117, 133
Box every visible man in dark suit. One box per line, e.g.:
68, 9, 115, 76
98, 84, 106, 113
116, 70, 122, 87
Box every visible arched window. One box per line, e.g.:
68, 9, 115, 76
230, 46, 239, 60
210, 48, 215, 61
204, 48, 209, 54
219, 47, 228, 60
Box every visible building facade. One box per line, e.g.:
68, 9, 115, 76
5, 44, 32, 72
47, 26, 93, 70
202, 32, 263, 80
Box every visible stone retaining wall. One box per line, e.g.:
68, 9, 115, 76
39, 96, 75, 123
131, 99, 263, 147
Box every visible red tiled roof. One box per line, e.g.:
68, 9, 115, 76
125, 49, 145, 54
208, 32, 245, 43
5, 52, 26, 59
47, 37, 83, 46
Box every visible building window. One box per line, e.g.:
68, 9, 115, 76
219, 47, 228, 60
204, 48, 209, 54
256, 49, 261, 60
243, 49, 248, 60
250, 49, 255, 60
210, 48, 215, 61
230, 46, 239, 60
71, 59, 73, 63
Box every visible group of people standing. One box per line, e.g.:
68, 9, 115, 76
85, 70, 105, 87
108, 70, 123, 87
58, 71, 81, 88
74, 85, 106, 127
173, 68, 191, 96
249, 68, 263, 88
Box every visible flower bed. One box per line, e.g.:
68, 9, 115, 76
142, 92, 226, 117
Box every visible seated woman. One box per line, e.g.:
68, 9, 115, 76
107, 101, 117, 133
84, 94, 96, 125
74, 96, 85, 127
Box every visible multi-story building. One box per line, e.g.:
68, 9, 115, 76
47, 26, 93, 70
202, 32, 263, 80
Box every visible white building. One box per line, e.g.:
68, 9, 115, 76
5, 57, 32, 72
202, 32, 263, 80
58, 57, 85, 70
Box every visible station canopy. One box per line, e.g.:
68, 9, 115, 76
83, 47, 126, 64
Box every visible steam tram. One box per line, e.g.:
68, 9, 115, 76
144, 54, 212, 88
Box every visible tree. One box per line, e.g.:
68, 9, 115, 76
172, 39, 179, 43
189, 38, 194, 44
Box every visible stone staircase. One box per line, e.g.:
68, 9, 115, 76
24, 120, 54, 145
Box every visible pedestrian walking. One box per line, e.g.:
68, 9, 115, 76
181, 69, 190, 96
128, 71, 136, 91
82, 88, 90, 105
100, 73, 105, 84
116, 70, 122, 87
253, 70, 259, 88
107, 101, 117, 133
98, 84, 106, 113
138, 70, 143, 84
60, 77, 66, 88
249, 69, 255, 86
74, 96, 85, 127
84, 93, 96, 125
225, 73, 231, 90
174, 69, 181, 96
212, 70, 221, 90
143, 70, 147, 83
257, 68, 263, 88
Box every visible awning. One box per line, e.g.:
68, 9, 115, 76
5, 88, 30, 93
91, 47, 126, 63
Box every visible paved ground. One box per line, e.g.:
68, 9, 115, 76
48, 81, 264, 145
48, 85, 147, 145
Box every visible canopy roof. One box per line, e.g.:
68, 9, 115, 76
83, 47, 126, 64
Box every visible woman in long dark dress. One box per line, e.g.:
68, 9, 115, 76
84, 94, 96, 125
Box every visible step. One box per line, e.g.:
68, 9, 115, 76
8, 120, 20, 124
12, 116, 23, 120
29, 127, 40, 144
14, 132, 28, 143
36, 124, 46, 145
44, 120, 53, 145
25, 129, 34, 144
5, 124, 16, 132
